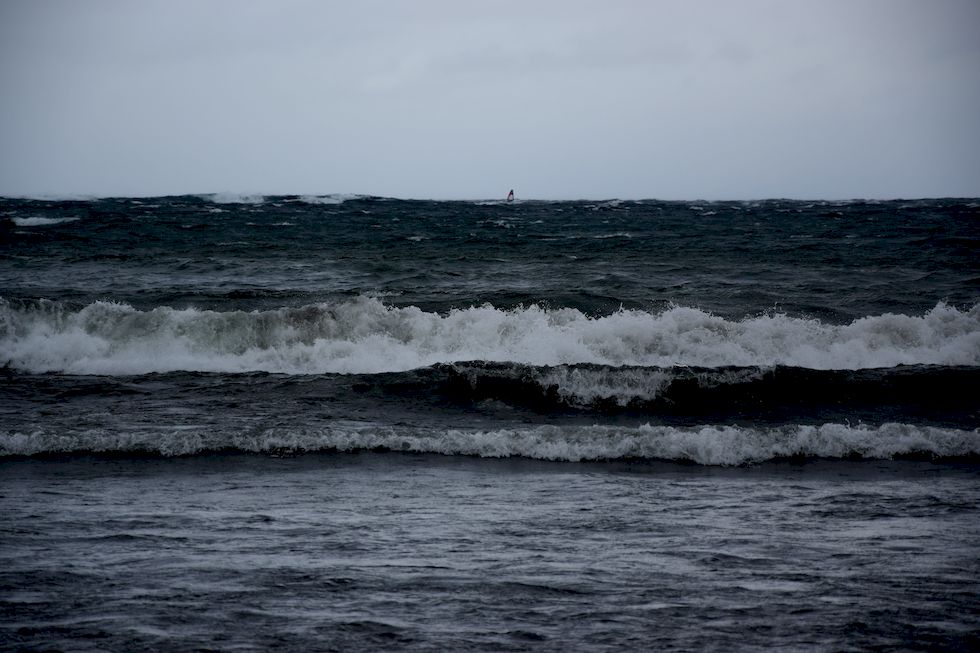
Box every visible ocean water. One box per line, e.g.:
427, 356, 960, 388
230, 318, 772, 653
1, 194, 978, 651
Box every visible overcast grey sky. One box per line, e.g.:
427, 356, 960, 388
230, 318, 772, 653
1, 0, 978, 199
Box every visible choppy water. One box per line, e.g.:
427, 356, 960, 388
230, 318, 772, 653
1, 194, 979, 650
3, 455, 979, 652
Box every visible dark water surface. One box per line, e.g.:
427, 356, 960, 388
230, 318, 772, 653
2, 194, 979, 650
3, 454, 979, 652
2, 195, 978, 319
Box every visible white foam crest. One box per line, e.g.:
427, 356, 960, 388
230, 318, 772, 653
1, 298, 978, 375
11, 216, 79, 226
203, 192, 266, 204
297, 194, 362, 205
3, 422, 976, 465
592, 232, 632, 239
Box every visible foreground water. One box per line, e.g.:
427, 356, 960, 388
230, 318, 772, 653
3, 454, 979, 652
1, 194, 978, 650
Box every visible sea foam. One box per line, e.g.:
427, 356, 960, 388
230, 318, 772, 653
1, 297, 977, 375
2, 421, 976, 465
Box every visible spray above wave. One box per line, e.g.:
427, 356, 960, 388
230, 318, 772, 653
1, 297, 977, 375
2, 421, 977, 465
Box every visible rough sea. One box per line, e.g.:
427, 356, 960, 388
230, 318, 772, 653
2, 194, 978, 651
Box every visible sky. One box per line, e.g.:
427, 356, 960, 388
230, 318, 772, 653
1, 0, 978, 200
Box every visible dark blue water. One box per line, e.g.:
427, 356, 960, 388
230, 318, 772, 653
3, 195, 978, 319
2, 194, 979, 651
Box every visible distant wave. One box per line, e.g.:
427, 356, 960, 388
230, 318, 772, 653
1, 297, 977, 375
1, 193, 100, 201
2, 421, 976, 465
294, 194, 365, 205
199, 192, 266, 204
193, 193, 372, 205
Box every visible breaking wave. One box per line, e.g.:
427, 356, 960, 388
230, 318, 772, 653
1, 297, 978, 375
2, 421, 976, 465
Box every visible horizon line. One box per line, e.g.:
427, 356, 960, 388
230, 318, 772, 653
3, 191, 978, 203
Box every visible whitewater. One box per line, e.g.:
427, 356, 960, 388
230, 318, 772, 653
3, 297, 977, 375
